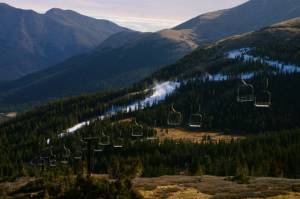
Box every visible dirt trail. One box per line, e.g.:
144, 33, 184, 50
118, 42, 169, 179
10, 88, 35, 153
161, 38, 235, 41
1, 175, 300, 198
134, 175, 300, 199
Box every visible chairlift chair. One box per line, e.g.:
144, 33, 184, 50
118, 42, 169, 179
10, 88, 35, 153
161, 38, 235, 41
113, 131, 124, 148
146, 129, 158, 141
189, 114, 203, 128
98, 131, 111, 146
61, 145, 71, 164
73, 140, 88, 162
255, 90, 271, 108
49, 159, 57, 167
39, 149, 50, 160
73, 156, 82, 161
30, 159, 36, 166
131, 119, 143, 137
37, 158, 46, 167
39, 140, 56, 167
93, 133, 108, 153
167, 104, 182, 126
145, 120, 158, 141
73, 149, 83, 161
49, 147, 57, 167
237, 79, 255, 103
188, 106, 203, 128
94, 148, 103, 153
254, 78, 271, 108
49, 160, 56, 167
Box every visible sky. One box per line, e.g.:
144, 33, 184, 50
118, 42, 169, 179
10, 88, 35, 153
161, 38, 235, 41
2, 0, 249, 32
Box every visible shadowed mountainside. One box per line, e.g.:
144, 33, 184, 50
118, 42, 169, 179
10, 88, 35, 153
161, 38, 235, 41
0, 3, 128, 81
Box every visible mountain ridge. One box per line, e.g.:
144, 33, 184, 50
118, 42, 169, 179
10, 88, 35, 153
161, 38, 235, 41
1, 0, 300, 110
174, 0, 300, 43
149, 15, 300, 82
0, 3, 128, 81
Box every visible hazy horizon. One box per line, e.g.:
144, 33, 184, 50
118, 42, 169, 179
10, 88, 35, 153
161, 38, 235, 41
1, 0, 249, 32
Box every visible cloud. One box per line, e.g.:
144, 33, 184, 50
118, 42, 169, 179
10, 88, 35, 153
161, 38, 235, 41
95, 15, 181, 32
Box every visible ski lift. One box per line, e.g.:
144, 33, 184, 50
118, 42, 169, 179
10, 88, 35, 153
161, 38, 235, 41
255, 91, 271, 108
39, 138, 56, 167
255, 78, 271, 108
49, 160, 56, 167
37, 158, 46, 167
94, 148, 103, 153
144, 120, 158, 141
94, 136, 105, 153
29, 157, 40, 167
146, 128, 158, 141
237, 79, 255, 103
167, 104, 182, 126
61, 145, 70, 164
131, 119, 143, 137
74, 140, 87, 160
98, 131, 110, 146
188, 106, 203, 128
92, 145, 104, 172
48, 147, 56, 167
113, 131, 124, 148
39, 149, 50, 160
73, 148, 83, 161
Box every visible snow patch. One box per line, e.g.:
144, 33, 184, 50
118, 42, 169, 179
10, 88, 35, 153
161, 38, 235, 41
226, 48, 300, 73
58, 81, 180, 137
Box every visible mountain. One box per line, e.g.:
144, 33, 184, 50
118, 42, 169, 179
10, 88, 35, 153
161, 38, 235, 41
0, 3, 128, 81
175, 0, 300, 43
1, 15, 300, 184
1, 0, 300, 110
151, 16, 300, 81
0, 29, 198, 107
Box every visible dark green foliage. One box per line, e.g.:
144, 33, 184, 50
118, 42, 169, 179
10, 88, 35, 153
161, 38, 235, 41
250, 30, 300, 66
1, 23, 300, 180
8, 175, 142, 199
137, 73, 300, 134
94, 129, 300, 178
107, 157, 143, 179
1, 73, 300, 179
14, 179, 45, 194
61, 176, 143, 199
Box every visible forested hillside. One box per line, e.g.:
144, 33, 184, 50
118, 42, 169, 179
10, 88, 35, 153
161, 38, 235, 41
1, 15, 300, 195
1, 71, 300, 179
150, 17, 300, 81
2, 0, 300, 110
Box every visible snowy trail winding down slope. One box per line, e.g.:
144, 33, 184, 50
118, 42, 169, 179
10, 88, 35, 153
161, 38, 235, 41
59, 81, 180, 137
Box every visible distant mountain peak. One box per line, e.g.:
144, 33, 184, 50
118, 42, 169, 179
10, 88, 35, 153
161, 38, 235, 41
0, 3, 128, 81
174, 0, 300, 43
0, 2, 37, 14
0, 2, 13, 8
45, 8, 80, 16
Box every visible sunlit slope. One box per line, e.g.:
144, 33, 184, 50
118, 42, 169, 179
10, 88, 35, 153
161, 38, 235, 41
150, 16, 300, 81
